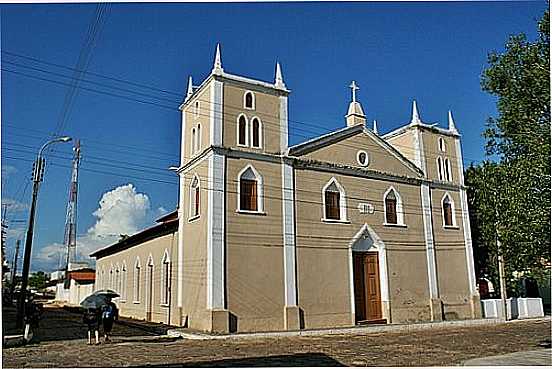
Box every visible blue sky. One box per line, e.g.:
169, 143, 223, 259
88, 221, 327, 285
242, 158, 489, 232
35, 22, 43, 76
1, 1, 547, 272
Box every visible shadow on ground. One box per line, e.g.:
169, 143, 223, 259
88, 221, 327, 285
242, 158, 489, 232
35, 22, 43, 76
134, 353, 345, 367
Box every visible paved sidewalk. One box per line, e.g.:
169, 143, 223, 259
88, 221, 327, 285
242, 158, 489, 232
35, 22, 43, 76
464, 348, 552, 366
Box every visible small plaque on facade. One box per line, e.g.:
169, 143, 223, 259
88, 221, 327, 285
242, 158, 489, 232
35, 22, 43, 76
358, 203, 374, 214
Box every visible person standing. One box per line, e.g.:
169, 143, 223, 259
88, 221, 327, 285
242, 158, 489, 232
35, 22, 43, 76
101, 299, 118, 342
83, 308, 100, 345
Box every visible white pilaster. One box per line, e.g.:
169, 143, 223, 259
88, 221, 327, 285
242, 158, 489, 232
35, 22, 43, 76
279, 95, 289, 153
281, 162, 297, 306
412, 127, 427, 175
455, 139, 477, 296
210, 79, 224, 146
207, 153, 226, 309
421, 184, 439, 301
177, 175, 186, 309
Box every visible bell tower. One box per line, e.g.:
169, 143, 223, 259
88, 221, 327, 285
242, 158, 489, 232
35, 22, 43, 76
345, 81, 366, 127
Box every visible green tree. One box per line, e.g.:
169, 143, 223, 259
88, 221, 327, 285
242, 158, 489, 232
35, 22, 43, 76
28, 271, 49, 291
468, 11, 550, 294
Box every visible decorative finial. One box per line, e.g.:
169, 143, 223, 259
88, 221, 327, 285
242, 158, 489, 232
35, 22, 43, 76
410, 100, 422, 125
212, 43, 223, 75
373, 120, 379, 135
349, 81, 359, 102
448, 110, 458, 133
185, 76, 193, 101
275, 62, 286, 89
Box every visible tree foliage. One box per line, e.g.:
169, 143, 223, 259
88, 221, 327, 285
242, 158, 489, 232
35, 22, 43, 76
28, 271, 49, 291
467, 11, 550, 295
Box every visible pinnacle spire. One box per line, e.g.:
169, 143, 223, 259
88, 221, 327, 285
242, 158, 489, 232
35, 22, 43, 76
373, 120, 379, 135
410, 100, 422, 125
212, 43, 223, 75
274, 62, 286, 89
345, 80, 366, 127
448, 110, 458, 133
185, 76, 194, 101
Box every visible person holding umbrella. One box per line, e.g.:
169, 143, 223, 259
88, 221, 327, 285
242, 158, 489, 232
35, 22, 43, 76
101, 298, 118, 342
83, 308, 100, 345
81, 289, 119, 343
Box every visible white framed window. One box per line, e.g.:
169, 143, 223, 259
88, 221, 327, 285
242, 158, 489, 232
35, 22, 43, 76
133, 257, 141, 303
442, 192, 457, 228
191, 128, 196, 156
160, 250, 170, 305
194, 101, 200, 118
237, 165, 264, 213
237, 114, 248, 147
439, 137, 446, 152
383, 187, 405, 226
121, 262, 127, 301
244, 91, 255, 110
444, 158, 452, 182
357, 150, 370, 167
250, 117, 262, 148
322, 178, 348, 222
189, 174, 200, 220
437, 157, 444, 181
115, 264, 120, 294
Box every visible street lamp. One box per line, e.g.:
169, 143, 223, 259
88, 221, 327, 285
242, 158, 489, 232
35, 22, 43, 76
16, 136, 72, 329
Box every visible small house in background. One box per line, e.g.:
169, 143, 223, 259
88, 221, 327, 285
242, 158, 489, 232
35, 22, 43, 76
54, 267, 95, 305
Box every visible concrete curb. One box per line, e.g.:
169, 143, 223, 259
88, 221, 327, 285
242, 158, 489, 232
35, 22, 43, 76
3, 334, 27, 348
167, 316, 550, 341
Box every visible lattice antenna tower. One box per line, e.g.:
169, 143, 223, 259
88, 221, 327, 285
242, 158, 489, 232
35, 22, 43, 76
64, 139, 81, 270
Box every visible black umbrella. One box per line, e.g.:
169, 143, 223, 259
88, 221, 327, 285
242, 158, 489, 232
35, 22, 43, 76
93, 289, 120, 298
80, 293, 110, 309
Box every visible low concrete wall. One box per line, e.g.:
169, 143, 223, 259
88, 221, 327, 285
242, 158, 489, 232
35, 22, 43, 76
481, 298, 544, 319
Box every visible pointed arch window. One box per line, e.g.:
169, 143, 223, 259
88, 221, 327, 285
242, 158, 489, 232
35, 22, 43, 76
196, 124, 201, 153
322, 178, 347, 222
109, 268, 114, 290
133, 258, 141, 303
444, 158, 452, 182
251, 117, 261, 148
194, 101, 200, 118
115, 265, 120, 294
383, 187, 405, 226
238, 166, 263, 212
442, 193, 456, 227
189, 175, 200, 220
121, 263, 127, 301
191, 128, 196, 156
437, 157, 444, 181
237, 115, 248, 146
160, 251, 170, 305
244, 91, 255, 109
439, 137, 446, 152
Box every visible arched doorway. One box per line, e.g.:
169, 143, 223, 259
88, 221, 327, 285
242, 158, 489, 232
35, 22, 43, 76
349, 224, 390, 324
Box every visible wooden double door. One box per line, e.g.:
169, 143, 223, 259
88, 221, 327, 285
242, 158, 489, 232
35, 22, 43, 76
353, 252, 384, 323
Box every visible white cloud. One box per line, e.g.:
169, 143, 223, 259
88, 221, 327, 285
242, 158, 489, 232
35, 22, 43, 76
1, 198, 28, 213
37, 184, 154, 272
2, 165, 17, 178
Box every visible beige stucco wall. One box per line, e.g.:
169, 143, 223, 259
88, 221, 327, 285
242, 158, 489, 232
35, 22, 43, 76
180, 158, 211, 330
95, 231, 179, 325
294, 167, 431, 328
225, 157, 286, 332
385, 130, 417, 166
222, 83, 282, 154
300, 131, 419, 178
430, 187, 472, 319
422, 130, 460, 184
181, 85, 211, 165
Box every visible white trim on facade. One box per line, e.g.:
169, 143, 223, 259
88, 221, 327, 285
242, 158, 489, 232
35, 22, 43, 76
281, 162, 297, 307
250, 116, 263, 149
420, 184, 439, 305
243, 90, 255, 110
383, 186, 405, 226
237, 114, 249, 147
279, 95, 288, 153
210, 79, 224, 146
321, 177, 348, 222
207, 153, 226, 310
236, 164, 264, 213
348, 224, 390, 324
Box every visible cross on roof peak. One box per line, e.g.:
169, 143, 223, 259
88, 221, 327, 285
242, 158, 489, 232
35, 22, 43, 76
349, 81, 359, 102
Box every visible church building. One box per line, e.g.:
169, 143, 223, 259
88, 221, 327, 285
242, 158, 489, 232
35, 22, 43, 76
91, 45, 480, 333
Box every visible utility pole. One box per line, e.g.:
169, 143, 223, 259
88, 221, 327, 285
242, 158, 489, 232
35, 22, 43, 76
10, 240, 20, 300
16, 136, 72, 329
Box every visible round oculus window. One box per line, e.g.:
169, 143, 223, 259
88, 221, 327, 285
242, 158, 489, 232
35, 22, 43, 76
357, 151, 370, 167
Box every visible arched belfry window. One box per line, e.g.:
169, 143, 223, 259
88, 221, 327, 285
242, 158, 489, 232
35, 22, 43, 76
439, 137, 446, 152
238, 165, 263, 212
189, 175, 200, 219
191, 128, 196, 156
322, 178, 347, 221
251, 117, 261, 148
444, 158, 452, 182
237, 115, 248, 146
196, 124, 201, 153
442, 193, 456, 227
437, 157, 444, 181
383, 187, 405, 226
244, 91, 255, 109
